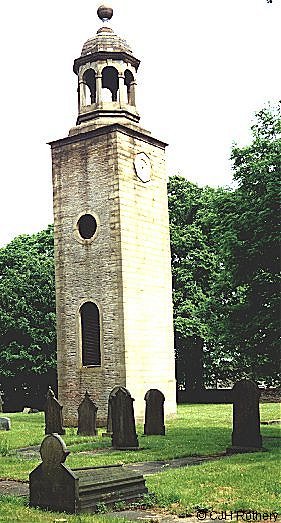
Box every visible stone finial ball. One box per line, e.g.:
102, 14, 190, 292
97, 5, 113, 22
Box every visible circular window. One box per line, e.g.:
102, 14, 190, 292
77, 214, 97, 239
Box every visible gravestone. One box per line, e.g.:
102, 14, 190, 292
29, 433, 148, 513
102, 386, 127, 437
0, 417, 11, 431
111, 387, 139, 450
227, 379, 263, 453
44, 387, 65, 435
144, 389, 165, 435
77, 391, 98, 436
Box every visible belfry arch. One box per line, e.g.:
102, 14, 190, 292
101, 66, 119, 102
83, 69, 96, 105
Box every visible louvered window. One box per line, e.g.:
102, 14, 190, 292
80, 302, 101, 366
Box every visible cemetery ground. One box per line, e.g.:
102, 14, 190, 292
0, 404, 280, 522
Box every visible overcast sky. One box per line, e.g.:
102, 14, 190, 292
0, 0, 280, 247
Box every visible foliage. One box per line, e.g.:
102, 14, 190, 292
169, 104, 281, 386
212, 105, 281, 384
0, 225, 56, 408
168, 176, 230, 387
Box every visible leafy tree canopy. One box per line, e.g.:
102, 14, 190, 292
168, 176, 229, 388
214, 104, 281, 384
169, 104, 280, 388
0, 225, 56, 379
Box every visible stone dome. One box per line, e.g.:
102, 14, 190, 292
81, 27, 133, 56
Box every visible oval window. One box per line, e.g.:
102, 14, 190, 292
77, 214, 97, 240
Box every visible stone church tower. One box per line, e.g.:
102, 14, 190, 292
50, 5, 176, 425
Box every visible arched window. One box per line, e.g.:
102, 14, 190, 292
124, 70, 135, 105
80, 302, 101, 366
102, 66, 119, 101
83, 69, 96, 105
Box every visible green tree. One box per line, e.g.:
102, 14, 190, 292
169, 104, 280, 388
0, 225, 56, 409
168, 176, 229, 390
214, 105, 281, 385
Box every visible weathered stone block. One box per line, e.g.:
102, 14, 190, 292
144, 389, 165, 435
111, 387, 139, 450
45, 387, 65, 435
227, 379, 263, 453
0, 417, 11, 431
29, 434, 148, 513
77, 391, 98, 436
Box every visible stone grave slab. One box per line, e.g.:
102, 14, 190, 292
102, 386, 127, 437
111, 387, 139, 450
144, 389, 165, 436
227, 379, 263, 454
77, 391, 98, 436
0, 417, 11, 431
29, 434, 148, 514
44, 387, 65, 435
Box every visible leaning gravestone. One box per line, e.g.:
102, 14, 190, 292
227, 379, 263, 453
111, 387, 139, 450
29, 433, 148, 513
102, 386, 127, 437
77, 391, 98, 436
44, 387, 65, 435
144, 389, 165, 435
0, 417, 11, 431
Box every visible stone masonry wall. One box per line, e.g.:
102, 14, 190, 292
116, 130, 177, 419
51, 124, 176, 426
51, 129, 126, 426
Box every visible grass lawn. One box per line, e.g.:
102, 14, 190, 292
0, 403, 280, 520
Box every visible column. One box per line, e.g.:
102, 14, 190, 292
129, 81, 137, 106
118, 73, 127, 105
96, 74, 102, 106
78, 81, 86, 111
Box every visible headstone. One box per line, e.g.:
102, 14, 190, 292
44, 387, 65, 435
144, 389, 165, 435
0, 417, 11, 431
227, 379, 263, 453
29, 433, 148, 513
111, 387, 139, 450
102, 386, 126, 437
77, 391, 98, 436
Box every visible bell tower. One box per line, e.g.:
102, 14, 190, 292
50, 5, 177, 425
74, 5, 139, 129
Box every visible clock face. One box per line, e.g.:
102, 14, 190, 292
134, 153, 151, 183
